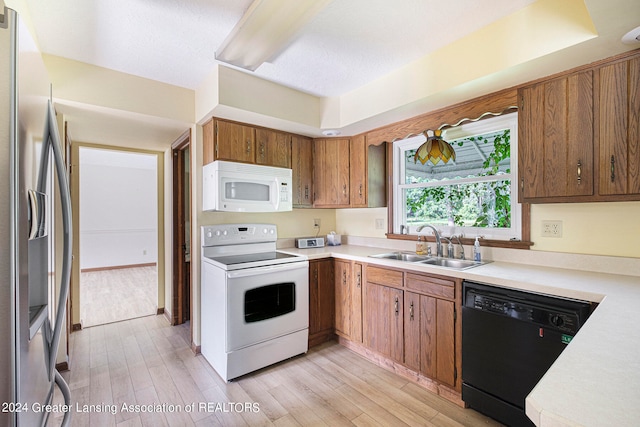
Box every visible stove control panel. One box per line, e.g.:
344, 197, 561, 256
202, 224, 277, 246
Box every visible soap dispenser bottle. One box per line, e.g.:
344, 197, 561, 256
473, 237, 481, 262
416, 235, 425, 255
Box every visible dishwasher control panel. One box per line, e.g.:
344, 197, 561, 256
465, 287, 587, 334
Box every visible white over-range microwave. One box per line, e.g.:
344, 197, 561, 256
202, 160, 293, 212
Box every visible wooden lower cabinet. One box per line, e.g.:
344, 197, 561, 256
363, 267, 404, 364
358, 264, 460, 395
334, 260, 363, 343
308, 259, 335, 348
404, 292, 456, 387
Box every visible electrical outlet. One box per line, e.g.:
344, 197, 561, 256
313, 218, 321, 228
541, 220, 563, 237
375, 218, 384, 229
143, 249, 147, 255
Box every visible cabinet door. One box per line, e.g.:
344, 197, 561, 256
350, 263, 363, 344
309, 259, 334, 345
334, 260, 351, 338
350, 135, 367, 207
404, 292, 421, 372
215, 120, 255, 163
363, 282, 403, 363
598, 58, 640, 195
519, 70, 593, 201
203, 119, 215, 165
435, 299, 456, 387
256, 129, 291, 168
291, 135, 313, 207
313, 138, 350, 207
404, 292, 457, 388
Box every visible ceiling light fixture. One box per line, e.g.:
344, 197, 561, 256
622, 26, 640, 44
414, 129, 456, 165
215, 0, 333, 71
414, 107, 518, 166
322, 129, 341, 136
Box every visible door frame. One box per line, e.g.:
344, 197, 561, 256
171, 130, 192, 328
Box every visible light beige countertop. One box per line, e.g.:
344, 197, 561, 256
279, 241, 640, 427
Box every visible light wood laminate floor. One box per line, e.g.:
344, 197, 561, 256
51, 315, 502, 427
80, 266, 158, 328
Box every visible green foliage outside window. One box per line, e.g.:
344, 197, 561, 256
405, 129, 511, 228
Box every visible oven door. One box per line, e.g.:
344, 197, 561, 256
225, 261, 309, 351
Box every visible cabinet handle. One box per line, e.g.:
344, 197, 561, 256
260, 142, 264, 156
394, 296, 399, 316
577, 161, 582, 184
359, 183, 363, 197
520, 178, 524, 192
610, 155, 615, 183
304, 185, 309, 199
409, 301, 414, 320
246, 139, 251, 154
342, 270, 346, 285
343, 184, 347, 195
356, 271, 361, 288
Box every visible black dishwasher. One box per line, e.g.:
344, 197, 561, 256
462, 281, 593, 427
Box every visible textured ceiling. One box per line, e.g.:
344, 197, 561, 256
17, 0, 640, 149
25, 0, 537, 97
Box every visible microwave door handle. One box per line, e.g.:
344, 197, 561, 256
226, 261, 308, 279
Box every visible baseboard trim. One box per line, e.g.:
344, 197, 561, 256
337, 336, 464, 408
81, 262, 157, 273
191, 343, 201, 354
72, 323, 82, 331
56, 361, 69, 372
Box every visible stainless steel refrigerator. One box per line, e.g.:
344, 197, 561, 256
1, 6, 72, 427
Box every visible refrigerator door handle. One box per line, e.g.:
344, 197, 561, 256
37, 100, 72, 427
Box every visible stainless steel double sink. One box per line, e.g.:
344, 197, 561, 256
368, 252, 487, 270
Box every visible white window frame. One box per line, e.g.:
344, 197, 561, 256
392, 113, 521, 240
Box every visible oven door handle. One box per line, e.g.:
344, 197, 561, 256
226, 261, 309, 279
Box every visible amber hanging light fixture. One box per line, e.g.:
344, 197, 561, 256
414, 129, 456, 165
413, 107, 519, 166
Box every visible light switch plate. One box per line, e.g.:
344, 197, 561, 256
375, 218, 384, 229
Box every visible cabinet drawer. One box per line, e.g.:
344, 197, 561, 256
405, 273, 455, 300
366, 266, 403, 288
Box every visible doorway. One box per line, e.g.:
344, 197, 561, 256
78, 147, 159, 327
172, 130, 191, 326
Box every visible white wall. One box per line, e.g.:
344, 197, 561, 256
79, 148, 158, 269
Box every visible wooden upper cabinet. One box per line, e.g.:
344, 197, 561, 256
350, 135, 387, 208
291, 135, 313, 207
313, 138, 350, 207
597, 57, 640, 196
215, 119, 256, 164
255, 128, 291, 168
203, 119, 215, 165
350, 134, 367, 207
518, 70, 594, 202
